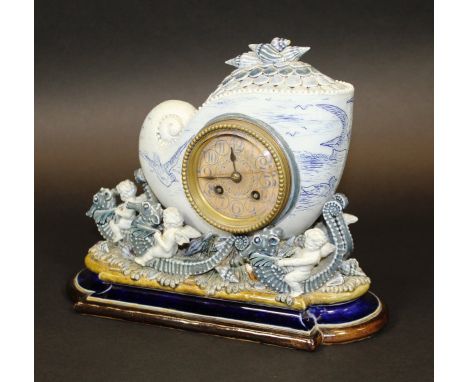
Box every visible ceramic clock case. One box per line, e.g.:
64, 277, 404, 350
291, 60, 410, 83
74, 38, 387, 352
139, 73, 353, 237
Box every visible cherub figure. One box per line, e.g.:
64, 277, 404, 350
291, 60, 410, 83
134, 207, 201, 266
109, 180, 147, 242
277, 228, 336, 297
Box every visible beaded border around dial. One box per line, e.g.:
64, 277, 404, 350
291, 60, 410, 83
181, 119, 292, 234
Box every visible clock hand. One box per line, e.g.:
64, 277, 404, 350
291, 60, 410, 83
230, 147, 238, 173
228, 147, 243, 183
198, 175, 233, 180
198, 170, 277, 180
198, 172, 242, 183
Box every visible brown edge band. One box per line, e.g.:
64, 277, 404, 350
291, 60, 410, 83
320, 303, 388, 345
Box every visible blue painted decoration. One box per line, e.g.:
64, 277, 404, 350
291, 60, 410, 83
139, 140, 189, 187
316, 104, 350, 160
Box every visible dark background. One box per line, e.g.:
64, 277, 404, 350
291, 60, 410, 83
35, 1, 433, 381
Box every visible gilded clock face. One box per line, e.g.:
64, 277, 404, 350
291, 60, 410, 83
182, 119, 291, 233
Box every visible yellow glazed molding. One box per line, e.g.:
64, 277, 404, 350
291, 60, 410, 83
85, 250, 370, 310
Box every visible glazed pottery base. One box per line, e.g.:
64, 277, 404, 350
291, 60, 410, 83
71, 269, 387, 351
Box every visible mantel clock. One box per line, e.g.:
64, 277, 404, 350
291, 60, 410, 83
73, 37, 387, 352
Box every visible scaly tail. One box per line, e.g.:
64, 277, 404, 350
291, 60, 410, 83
150, 237, 235, 276
250, 254, 291, 293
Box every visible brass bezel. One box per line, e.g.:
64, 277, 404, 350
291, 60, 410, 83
182, 119, 291, 234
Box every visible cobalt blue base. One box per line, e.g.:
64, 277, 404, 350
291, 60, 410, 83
73, 269, 382, 337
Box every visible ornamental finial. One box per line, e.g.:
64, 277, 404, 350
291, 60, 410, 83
226, 37, 310, 68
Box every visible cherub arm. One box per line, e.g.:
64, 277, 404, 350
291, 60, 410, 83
115, 204, 135, 219
153, 231, 173, 252
279, 253, 320, 267
134, 194, 148, 203
276, 247, 299, 266
320, 242, 336, 258
278, 247, 320, 267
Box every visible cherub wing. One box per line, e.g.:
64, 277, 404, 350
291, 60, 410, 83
174, 226, 201, 246
343, 213, 358, 225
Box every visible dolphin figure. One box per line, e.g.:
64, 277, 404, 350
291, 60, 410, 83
317, 104, 349, 160
139, 140, 190, 187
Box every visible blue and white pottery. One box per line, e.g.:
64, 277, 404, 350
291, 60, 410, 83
139, 38, 354, 237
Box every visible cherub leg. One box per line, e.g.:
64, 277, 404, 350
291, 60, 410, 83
109, 220, 123, 242
134, 251, 154, 266
284, 272, 305, 297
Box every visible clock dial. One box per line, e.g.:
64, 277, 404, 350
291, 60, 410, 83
182, 119, 291, 234
197, 132, 280, 220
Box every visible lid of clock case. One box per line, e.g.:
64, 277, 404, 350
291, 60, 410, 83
206, 37, 353, 103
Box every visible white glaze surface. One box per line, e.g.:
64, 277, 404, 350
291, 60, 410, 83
139, 41, 354, 237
